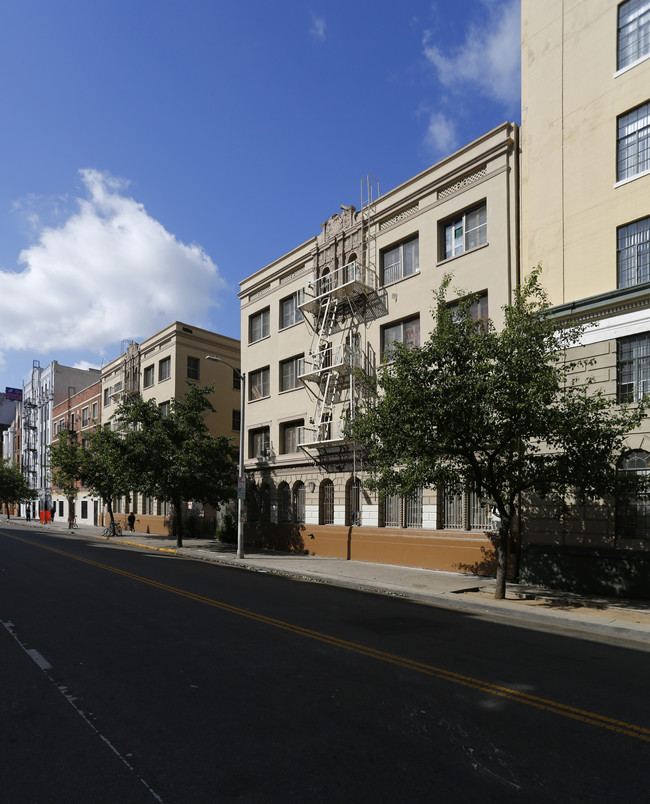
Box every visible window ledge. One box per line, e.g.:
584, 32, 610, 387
436, 241, 489, 267
614, 168, 650, 188
279, 386, 302, 395
279, 320, 303, 332
381, 269, 420, 289
249, 334, 271, 346
248, 395, 270, 403
614, 52, 650, 78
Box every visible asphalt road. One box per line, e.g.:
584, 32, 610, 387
2, 524, 649, 803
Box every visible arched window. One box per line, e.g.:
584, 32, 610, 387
278, 482, 291, 523
260, 483, 271, 522
293, 481, 305, 524
247, 482, 259, 522
617, 450, 650, 539
320, 479, 335, 525
346, 477, 362, 526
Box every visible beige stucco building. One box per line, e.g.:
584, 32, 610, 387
239, 122, 519, 572
100, 321, 240, 534
521, 0, 650, 594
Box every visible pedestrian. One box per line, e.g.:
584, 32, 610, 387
26, 507, 30, 522
127, 511, 136, 532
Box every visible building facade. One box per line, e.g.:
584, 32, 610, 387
239, 123, 519, 572
521, 0, 650, 594
100, 321, 241, 534
51, 381, 102, 526
20, 360, 101, 519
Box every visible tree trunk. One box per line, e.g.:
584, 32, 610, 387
494, 522, 510, 600
173, 500, 183, 548
106, 499, 115, 535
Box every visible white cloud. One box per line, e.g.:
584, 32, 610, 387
423, 111, 457, 155
0, 170, 226, 361
423, 0, 521, 109
310, 15, 326, 40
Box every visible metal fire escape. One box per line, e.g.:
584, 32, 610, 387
297, 176, 380, 451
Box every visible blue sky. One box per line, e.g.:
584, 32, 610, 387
0, 0, 520, 393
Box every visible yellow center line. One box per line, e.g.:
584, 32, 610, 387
5, 530, 650, 743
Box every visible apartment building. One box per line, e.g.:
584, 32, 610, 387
521, 0, 650, 594
20, 360, 101, 518
100, 321, 241, 534
51, 381, 102, 526
239, 122, 519, 571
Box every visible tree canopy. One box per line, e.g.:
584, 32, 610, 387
116, 384, 237, 546
350, 269, 646, 599
0, 459, 37, 514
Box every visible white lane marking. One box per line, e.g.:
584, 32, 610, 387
1, 619, 164, 802
26, 648, 52, 670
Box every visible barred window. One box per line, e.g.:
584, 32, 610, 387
617, 449, 650, 539
320, 479, 335, 525
381, 489, 422, 529
618, 216, 650, 287
293, 481, 306, 524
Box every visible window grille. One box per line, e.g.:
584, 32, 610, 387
293, 481, 306, 523
320, 480, 334, 525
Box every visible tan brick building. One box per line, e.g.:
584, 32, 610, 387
521, 0, 650, 594
101, 321, 240, 534
239, 123, 519, 571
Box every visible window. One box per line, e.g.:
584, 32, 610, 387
187, 356, 200, 381
618, 0, 650, 70
281, 420, 303, 454
382, 237, 419, 285
618, 332, 650, 401
143, 365, 155, 388
346, 477, 362, 526
381, 489, 422, 528
159, 357, 171, 382
232, 410, 241, 431
293, 481, 306, 523
249, 367, 270, 401
320, 479, 335, 525
442, 203, 487, 259
159, 401, 170, 417
103, 387, 111, 407
92, 402, 98, 421
449, 292, 489, 326
617, 450, 650, 539
617, 101, 650, 181
382, 316, 420, 359
280, 355, 302, 391
250, 427, 270, 459
278, 482, 291, 522
618, 216, 650, 287
233, 368, 241, 390
249, 308, 270, 343
260, 484, 271, 522
81, 500, 88, 519
280, 292, 303, 328
82, 408, 89, 427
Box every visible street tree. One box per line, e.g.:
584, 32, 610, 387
0, 459, 37, 517
49, 432, 82, 527
349, 269, 646, 599
117, 384, 237, 547
80, 424, 133, 535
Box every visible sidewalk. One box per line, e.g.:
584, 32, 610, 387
4, 515, 650, 648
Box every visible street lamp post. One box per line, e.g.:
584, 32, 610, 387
206, 355, 245, 559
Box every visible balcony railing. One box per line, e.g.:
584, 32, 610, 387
298, 261, 377, 313
297, 418, 346, 447
298, 344, 365, 382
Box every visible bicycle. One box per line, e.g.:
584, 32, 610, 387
102, 521, 123, 538
68, 517, 78, 530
